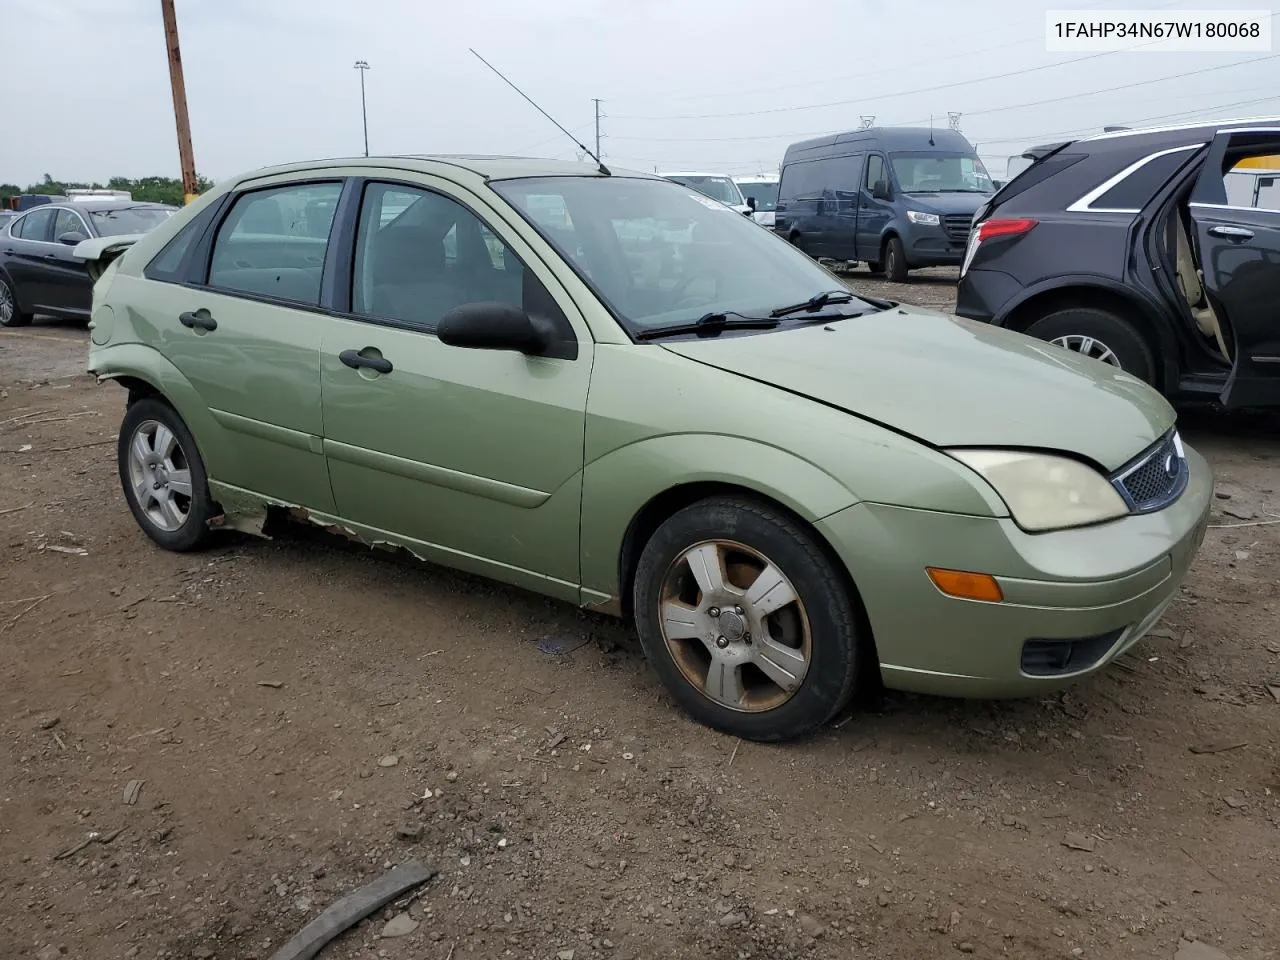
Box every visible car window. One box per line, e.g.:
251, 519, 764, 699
666, 176, 742, 206
89, 206, 176, 238
352, 181, 572, 346
779, 160, 825, 200
53, 208, 87, 240
891, 152, 993, 193
865, 155, 884, 191
494, 176, 870, 336
15, 208, 54, 242
207, 183, 342, 305
1090, 150, 1196, 211
736, 181, 778, 212
145, 200, 225, 283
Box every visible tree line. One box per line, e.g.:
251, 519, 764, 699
1, 173, 215, 208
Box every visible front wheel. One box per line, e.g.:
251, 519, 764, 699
117, 398, 216, 552
633, 497, 862, 742
1023, 307, 1156, 385
882, 236, 908, 282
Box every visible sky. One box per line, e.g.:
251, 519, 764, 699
3, 0, 1278, 185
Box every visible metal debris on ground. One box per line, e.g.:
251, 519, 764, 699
537, 634, 591, 656
1189, 741, 1248, 755
122, 780, 144, 806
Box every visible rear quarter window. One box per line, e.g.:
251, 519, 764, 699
1088, 149, 1198, 211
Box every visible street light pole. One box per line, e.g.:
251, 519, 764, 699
159, 0, 199, 204
354, 60, 370, 157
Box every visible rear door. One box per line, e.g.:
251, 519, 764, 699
2, 208, 56, 311
135, 176, 345, 511
1189, 128, 1280, 407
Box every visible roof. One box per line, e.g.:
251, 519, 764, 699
661, 171, 737, 178
233, 155, 659, 186
733, 175, 779, 183
1078, 114, 1280, 143
784, 126, 974, 160
42, 199, 176, 212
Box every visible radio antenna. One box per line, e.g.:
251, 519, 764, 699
469, 49, 610, 176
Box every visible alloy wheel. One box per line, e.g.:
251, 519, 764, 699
1050, 334, 1121, 367
0, 282, 13, 325
658, 539, 812, 713
126, 419, 194, 532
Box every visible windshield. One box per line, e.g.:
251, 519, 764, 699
736, 180, 778, 212
90, 206, 176, 237
492, 176, 874, 336
664, 175, 744, 207
890, 152, 994, 193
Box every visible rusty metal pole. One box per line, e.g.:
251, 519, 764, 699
160, 0, 199, 204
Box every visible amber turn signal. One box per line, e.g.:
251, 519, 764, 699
926, 567, 1004, 603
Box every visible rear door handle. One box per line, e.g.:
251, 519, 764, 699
178, 310, 217, 331
339, 348, 393, 374
1207, 224, 1254, 242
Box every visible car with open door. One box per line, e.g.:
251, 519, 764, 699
956, 117, 1280, 409
76, 156, 1210, 743
0, 199, 176, 327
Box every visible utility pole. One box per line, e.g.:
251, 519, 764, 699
159, 0, 199, 204
593, 98, 603, 160
354, 60, 370, 156
948, 111, 963, 132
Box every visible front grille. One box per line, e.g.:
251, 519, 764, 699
1021, 629, 1125, 677
1110, 429, 1188, 514
943, 214, 972, 243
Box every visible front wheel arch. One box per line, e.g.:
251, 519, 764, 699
617, 482, 879, 670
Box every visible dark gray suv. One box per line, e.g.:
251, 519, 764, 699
956, 118, 1280, 409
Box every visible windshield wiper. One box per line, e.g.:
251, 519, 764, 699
769, 289, 857, 318
635, 311, 780, 341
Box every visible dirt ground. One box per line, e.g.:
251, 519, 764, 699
2, 271, 1279, 960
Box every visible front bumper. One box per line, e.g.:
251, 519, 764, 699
902, 222, 969, 267
815, 445, 1213, 698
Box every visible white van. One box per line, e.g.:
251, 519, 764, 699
733, 175, 779, 227
660, 172, 752, 216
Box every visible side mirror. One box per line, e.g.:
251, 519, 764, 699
872, 181, 892, 201
437, 302, 550, 355
746, 196, 757, 210
57, 231, 88, 246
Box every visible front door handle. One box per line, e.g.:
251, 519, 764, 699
178, 310, 217, 331
339, 348, 393, 374
1207, 224, 1254, 242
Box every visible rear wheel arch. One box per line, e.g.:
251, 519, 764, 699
1001, 283, 1176, 390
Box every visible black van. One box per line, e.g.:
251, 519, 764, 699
773, 127, 994, 281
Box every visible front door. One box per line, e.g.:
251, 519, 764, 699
1189, 128, 1280, 407
857, 154, 893, 263
2, 208, 57, 312
319, 177, 592, 600
46, 207, 94, 316
134, 177, 345, 511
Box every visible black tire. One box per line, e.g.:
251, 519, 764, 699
0, 274, 32, 327
117, 398, 216, 552
633, 496, 863, 742
882, 236, 908, 282
1024, 306, 1156, 384
789, 233, 811, 258
866, 260, 883, 276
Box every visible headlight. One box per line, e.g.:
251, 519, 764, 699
948, 449, 1129, 532
906, 210, 940, 226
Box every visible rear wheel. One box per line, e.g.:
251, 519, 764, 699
882, 236, 908, 282
1024, 306, 1156, 385
117, 398, 216, 552
633, 496, 862, 742
0, 275, 31, 327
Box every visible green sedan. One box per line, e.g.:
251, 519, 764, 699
77, 157, 1212, 742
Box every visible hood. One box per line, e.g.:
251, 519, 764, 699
899, 191, 990, 215
660, 307, 1174, 471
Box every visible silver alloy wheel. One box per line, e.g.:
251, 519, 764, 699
126, 419, 194, 532
1050, 334, 1121, 367
658, 539, 812, 713
0, 281, 13, 324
